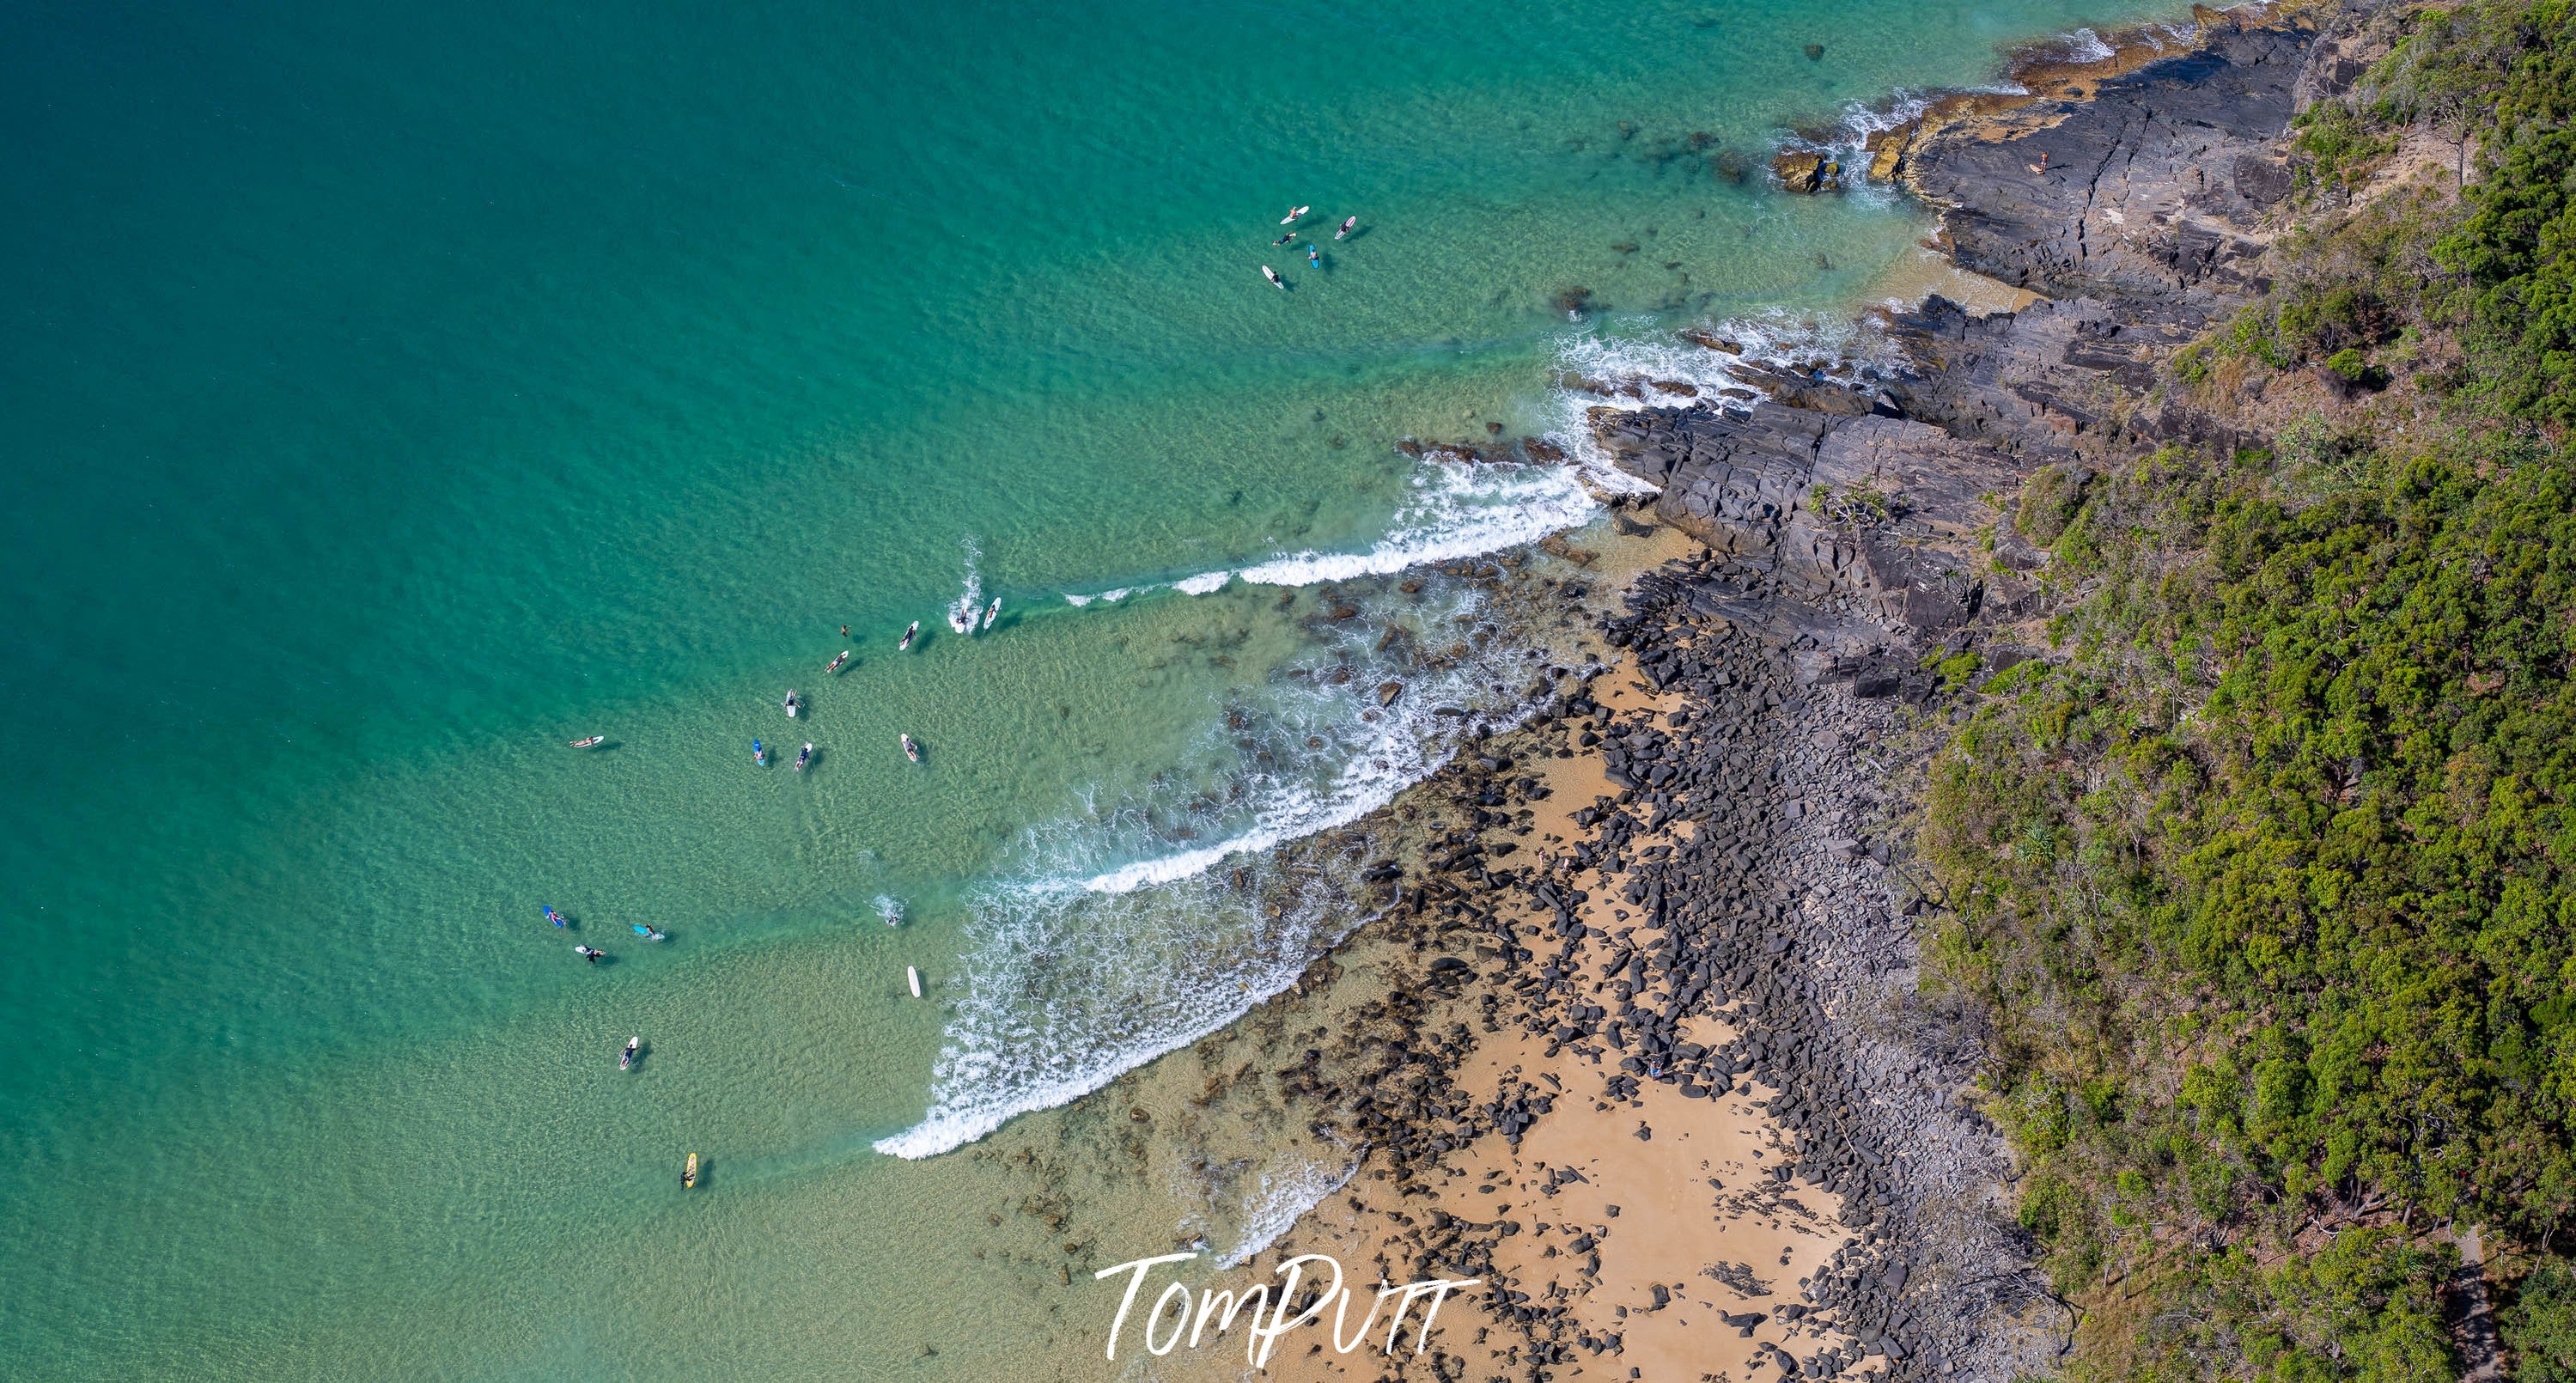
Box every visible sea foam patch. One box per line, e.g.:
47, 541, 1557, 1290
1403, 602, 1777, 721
1235, 461, 1596, 588
1061, 454, 1598, 610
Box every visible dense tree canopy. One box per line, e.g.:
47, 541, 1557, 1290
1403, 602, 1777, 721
1915, 3, 2576, 1373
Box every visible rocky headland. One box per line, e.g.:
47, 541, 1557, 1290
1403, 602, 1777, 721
956, 5, 2381, 1380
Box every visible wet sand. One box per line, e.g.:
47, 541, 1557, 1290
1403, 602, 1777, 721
1861, 247, 2041, 316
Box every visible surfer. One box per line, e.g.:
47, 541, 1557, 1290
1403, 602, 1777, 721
620, 1037, 639, 1070
545, 905, 568, 929
981, 598, 1000, 631
1306, 244, 1320, 268
1278, 204, 1308, 225
898, 620, 918, 651
575, 944, 604, 964
1336, 215, 1356, 240
1262, 265, 1283, 289
1272, 231, 1294, 247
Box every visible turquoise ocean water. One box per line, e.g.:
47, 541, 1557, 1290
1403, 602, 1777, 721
3, 0, 2174, 1376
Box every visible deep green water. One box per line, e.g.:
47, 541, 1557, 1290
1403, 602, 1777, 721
3, 0, 2175, 1376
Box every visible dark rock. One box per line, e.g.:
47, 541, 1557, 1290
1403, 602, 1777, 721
1902, 12, 2317, 314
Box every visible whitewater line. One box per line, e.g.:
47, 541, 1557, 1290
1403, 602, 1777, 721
1060, 460, 1599, 610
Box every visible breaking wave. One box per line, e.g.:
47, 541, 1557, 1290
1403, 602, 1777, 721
1221, 1154, 1360, 1267
1235, 462, 1595, 588
2063, 27, 2116, 63
1059, 459, 1599, 611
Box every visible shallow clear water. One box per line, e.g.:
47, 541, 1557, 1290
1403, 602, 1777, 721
2, 0, 2175, 1375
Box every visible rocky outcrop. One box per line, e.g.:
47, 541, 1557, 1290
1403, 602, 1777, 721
1590, 4, 2348, 639
1865, 122, 1919, 181
1901, 8, 2317, 318
1772, 149, 1842, 193
1592, 399, 2020, 636
1593, 401, 1824, 549
1874, 292, 2206, 460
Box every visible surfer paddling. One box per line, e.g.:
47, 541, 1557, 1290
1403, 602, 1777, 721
1262, 265, 1284, 289
1336, 214, 1356, 240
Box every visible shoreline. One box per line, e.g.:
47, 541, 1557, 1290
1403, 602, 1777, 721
1126, 523, 2041, 1383
967, 3, 2341, 1379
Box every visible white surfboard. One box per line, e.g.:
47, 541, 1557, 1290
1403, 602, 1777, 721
906, 965, 922, 998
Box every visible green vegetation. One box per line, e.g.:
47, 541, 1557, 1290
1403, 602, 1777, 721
1914, 3, 2576, 1374
2403, 0, 2576, 423
2512, 1258, 2576, 1378
1931, 435, 2576, 1349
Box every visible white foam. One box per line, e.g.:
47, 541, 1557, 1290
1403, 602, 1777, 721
1544, 326, 1750, 492
2063, 27, 2116, 63
1238, 460, 1596, 588
1553, 327, 1755, 411
1221, 1155, 1359, 1267
870, 873, 1368, 1159
874, 894, 904, 927
1061, 453, 1598, 614
1078, 737, 1401, 897
951, 535, 984, 631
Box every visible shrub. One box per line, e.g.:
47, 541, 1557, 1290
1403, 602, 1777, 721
2510, 1258, 2576, 1383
